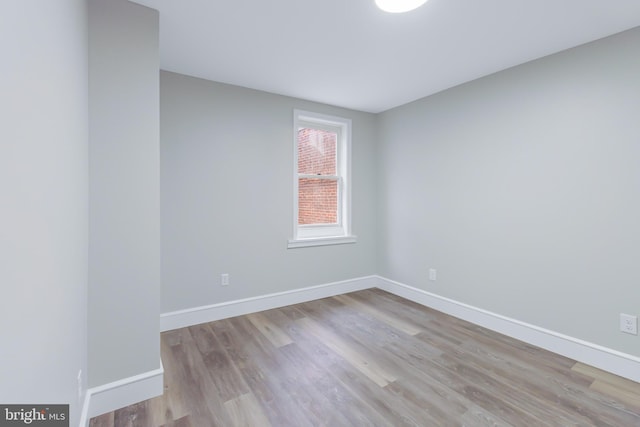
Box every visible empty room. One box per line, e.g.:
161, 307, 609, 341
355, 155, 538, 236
2, 0, 640, 426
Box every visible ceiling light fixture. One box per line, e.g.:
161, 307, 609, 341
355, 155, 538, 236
375, 0, 428, 13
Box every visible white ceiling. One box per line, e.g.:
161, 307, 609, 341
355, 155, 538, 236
130, 0, 640, 113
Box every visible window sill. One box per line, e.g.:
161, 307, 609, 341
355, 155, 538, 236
287, 235, 357, 249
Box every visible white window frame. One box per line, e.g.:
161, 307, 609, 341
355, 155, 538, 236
288, 109, 356, 248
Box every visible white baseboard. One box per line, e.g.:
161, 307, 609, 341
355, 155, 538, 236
375, 276, 640, 384
161, 274, 640, 382
160, 275, 378, 332
78, 390, 91, 427
81, 274, 638, 426
79, 361, 164, 426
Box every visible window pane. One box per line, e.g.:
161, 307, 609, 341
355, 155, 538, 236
298, 178, 338, 225
298, 128, 337, 175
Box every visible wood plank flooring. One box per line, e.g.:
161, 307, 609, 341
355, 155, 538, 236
90, 289, 640, 426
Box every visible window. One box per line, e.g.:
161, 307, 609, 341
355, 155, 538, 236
288, 110, 356, 248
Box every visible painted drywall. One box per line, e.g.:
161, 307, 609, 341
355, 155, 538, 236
160, 72, 377, 313
88, 0, 161, 387
377, 27, 640, 356
0, 0, 88, 425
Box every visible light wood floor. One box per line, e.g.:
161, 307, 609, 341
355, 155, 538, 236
90, 289, 640, 426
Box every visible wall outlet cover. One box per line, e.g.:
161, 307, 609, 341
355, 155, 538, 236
620, 313, 638, 335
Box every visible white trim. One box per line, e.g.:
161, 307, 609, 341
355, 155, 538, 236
80, 361, 164, 426
298, 174, 339, 180
287, 235, 357, 248
375, 276, 640, 384
79, 388, 91, 427
292, 109, 352, 243
160, 275, 377, 332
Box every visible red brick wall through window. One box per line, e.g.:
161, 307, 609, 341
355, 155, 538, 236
298, 128, 338, 225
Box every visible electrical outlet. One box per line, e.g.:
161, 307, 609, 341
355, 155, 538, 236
620, 313, 637, 335
429, 268, 437, 281
221, 273, 230, 286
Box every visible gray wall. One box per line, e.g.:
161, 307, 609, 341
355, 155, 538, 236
160, 72, 378, 312
88, 0, 161, 386
377, 27, 640, 356
0, 0, 88, 425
